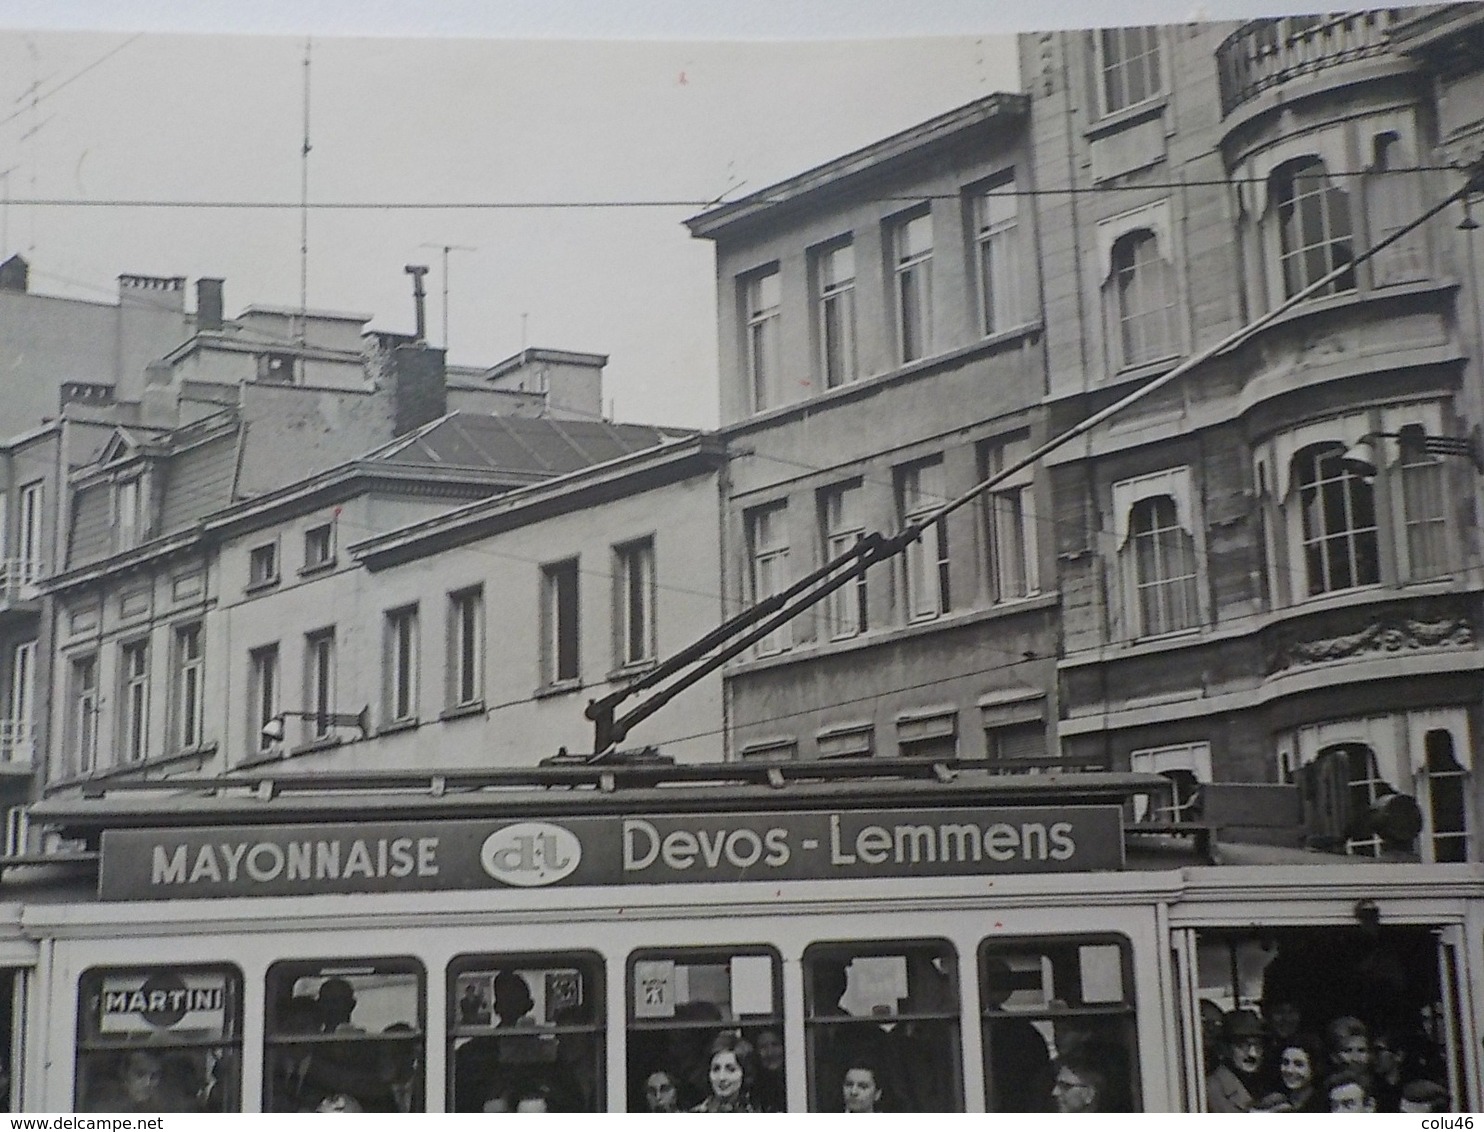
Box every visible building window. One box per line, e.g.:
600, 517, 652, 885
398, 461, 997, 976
982, 441, 1039, 603
892, 211, 934, 364
385, 606, 419, 723
985, 721, 1046, 770
1422, 729, 1468, 863
613, 541, 655, 669
1295, 445, 1379, 596
819, 482, 866, 640
67, 654, 99, 776
256, 352, 296, 384
115, 477, 145, 551
118, 640, 150, 764
17, 480, 43, 585
1098, 26, 1162, 114
1130, 742, 1212, 822
974, 178, 1020, 335
745, 268, 782, 412
541, 560, 580, 685
304, 523, 335, 570
1110, 230, 1177, 367
448, 587, 484, 709
1128, 495, 1199, 635
817, 241, 858, 388
304, 629, 335, 740
3, 640, 36, 764
249, 644, 279, 752
172, 622, 205, 751
898, 459, 949, 621
1273, 157, 1355, 298
897, 711, 958, 760
1399, 447, 1449, 581
747, 503, 791, 655
248, 542, 279, 589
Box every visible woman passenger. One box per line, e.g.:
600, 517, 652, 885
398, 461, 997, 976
1253, 1033, 1327, 1113
690, 1032, 757, 1113
842, 1063, 884, 1113
643, 1069, 682, 1113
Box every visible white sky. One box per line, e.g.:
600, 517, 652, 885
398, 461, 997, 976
0, 2, 1433, 428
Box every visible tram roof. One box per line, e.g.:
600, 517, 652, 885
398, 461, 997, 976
29, 760, 1170, 834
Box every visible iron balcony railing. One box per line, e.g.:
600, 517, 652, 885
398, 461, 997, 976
1216, 10, 1403, 116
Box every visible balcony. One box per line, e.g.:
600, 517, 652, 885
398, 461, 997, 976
0, 720, 35, 772
0, 557, 44, 616
1217, 11, 1403, 117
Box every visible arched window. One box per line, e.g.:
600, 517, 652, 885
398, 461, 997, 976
1294, 445, 1378, 595
1128, 494, 1198, 635
1111, 229, 1177, 367
1272, 157, 1355, 298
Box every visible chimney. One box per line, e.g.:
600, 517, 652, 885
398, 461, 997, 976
0, 253, 28, 293
196, 277, 224, 331
404, 264, 430, 342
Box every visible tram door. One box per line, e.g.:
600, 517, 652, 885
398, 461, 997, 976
1175, 924, 1471, 1114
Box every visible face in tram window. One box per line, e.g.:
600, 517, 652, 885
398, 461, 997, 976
1051, 1056, 1107, 1114
1326, 1071, 1376, 1114
644, 1070, 681, 1113
842, 1066, 882, 1113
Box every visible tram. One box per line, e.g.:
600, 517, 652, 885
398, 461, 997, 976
0, 757, 1477, 1113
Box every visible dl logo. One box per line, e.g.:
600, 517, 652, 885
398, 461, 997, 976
481, 822, 582, 887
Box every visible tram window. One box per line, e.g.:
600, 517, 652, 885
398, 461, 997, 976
804, 939, 962, 1113
626, 946, 784, 1112
74, 964, 243, 1113
979, 936, 1139, 1113
447, 952, 603, 1112
1193, 926, 1454, 1113
263, 957, 424, 1113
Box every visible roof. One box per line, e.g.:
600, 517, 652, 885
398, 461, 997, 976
369, 413, 694, 477
685, 92, 1027, 240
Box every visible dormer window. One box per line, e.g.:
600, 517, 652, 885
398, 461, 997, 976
257, 352, 297, 384
114, 476, 146, 551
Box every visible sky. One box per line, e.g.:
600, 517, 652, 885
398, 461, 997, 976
0, 2, 1431, 429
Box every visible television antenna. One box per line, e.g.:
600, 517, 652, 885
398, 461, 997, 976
420, 242, 476, 351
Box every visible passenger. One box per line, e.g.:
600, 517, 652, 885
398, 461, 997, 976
841, 1063, 884, 1113
982, 957, 1054, 1111
86, 1049, 197, 1113
492, 970, 536, 1027
302, 979, 380, 1110
270, 994, 320, 1112
1198, 999, 1225, 1074
511, 1083, 554, 1112
458, 982, 489, 1025
1205, 1009, 1265, 1112
690, 1032, 757, 1113
313, 1091, 364, 1113
1397, 1078, 1449, 1114
1326, 1016, 1372, 1077
643, 1069, 682, 1113
1049, 1046, 1112, 1114
1369, 1027, 1410, 1112
1325, 1067, 1378, 1113
315, 978, 359, 1033
1259, 995, 1304, 1094
452, 971, 539, 1112
750, 1028, 786, 1112
371, 1023, 420, 1113
1252, 1033, 1327, 1113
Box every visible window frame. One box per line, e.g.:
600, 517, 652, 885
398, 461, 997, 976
247, 541, 281, 591
898, 458, 950, 622
1120, 484, 1202, 639
890, 209, 934, 365
803, 938, 963, 1113
1109, 229, 1178, 369
540, 560, 581, 688
973, 175, 1021, 337
384, 605, 420, 725
262, 956, 427, 1114
17, 480, 44, 584
1271, 156, 1356, 300
447, 586, 485, 711
612, 539, 656, 671
248, 643, 280, 754
67, 652, 100, 776
981, 440, 1039, 604
117, 638, 150, 765
746, 503, 791, 656
816, 239, 858, 389
448, 950, 605, 1113
1292, 443, 1380, 597
303, 627, 336, 741
744, 267, 783, 413
1095, 26, 1164, 117
303, 523, 336, 572
978, 933, 1140, 1113
819, 481, 866, 640
172, 621, 206, 752
75, 962, 244, 1113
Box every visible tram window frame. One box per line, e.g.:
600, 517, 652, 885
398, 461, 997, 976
74, 962, 244, 1114
978, 934, 1141, 1113
803, 938, 964, 1113
262, 956, 426, 1114
625, 944, 784, 1113
446, 951, 605, 1113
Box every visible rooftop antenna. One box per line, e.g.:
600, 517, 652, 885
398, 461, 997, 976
521, 312, 529, 351
419, 242, 476, 352
298, 37, 312, 346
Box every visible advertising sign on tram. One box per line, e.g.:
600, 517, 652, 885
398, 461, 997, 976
99, 804, 1124, 900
